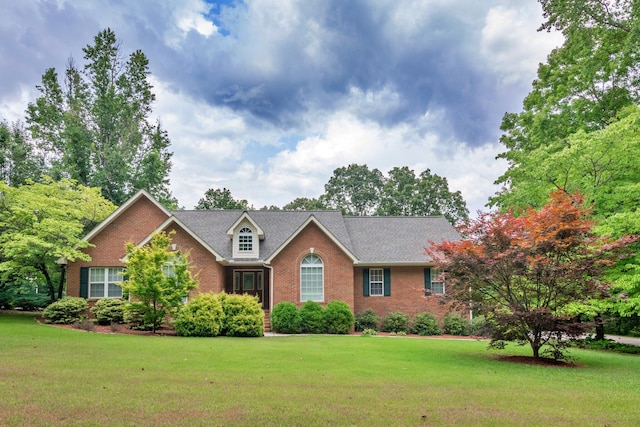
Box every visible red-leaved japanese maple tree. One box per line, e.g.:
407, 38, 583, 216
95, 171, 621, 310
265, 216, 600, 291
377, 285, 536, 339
427, 190, 634, 359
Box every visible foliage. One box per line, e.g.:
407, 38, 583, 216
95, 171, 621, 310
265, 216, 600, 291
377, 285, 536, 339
318, 164, 468, 224
0, 120, 44, 186
493, 0, 640, 211
25, 28, 175, 206
282, 197, 327, 211
323, 301, 355, 334
360, 328, 377, 336
195, 187, 252, 210
123, 302, 154, 331
299, 300, 326, 333
120, 231, 198, 333
0, 279, 50, 310
428, 190, 635, 358
219, 293, 264, 337
42, 297, 88, 324
270, 301, 302, 334
378, 166, 469, 224
410, 312, 442, 336
320, 164, 384, 216
355, 308, 379, 332
173, 293, 225, 337
90, 298, 125, 325
0, 178, 115, 300
576, 336, 640, 355
381, 311, 410, 334
443, 313, 469, 336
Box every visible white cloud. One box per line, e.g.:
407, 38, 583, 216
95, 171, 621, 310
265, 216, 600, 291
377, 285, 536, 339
481, 4, 563, 86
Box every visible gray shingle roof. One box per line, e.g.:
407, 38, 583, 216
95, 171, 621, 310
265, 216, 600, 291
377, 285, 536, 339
170, 210, 459, 264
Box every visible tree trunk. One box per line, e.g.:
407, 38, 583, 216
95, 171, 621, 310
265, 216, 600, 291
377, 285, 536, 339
594, 316, 605, 340
532, 345, 540, 359
57, 266, 66, 300
39, 264, 56, 301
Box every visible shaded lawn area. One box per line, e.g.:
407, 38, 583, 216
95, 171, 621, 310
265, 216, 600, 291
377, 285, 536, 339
1, 312, 639, 426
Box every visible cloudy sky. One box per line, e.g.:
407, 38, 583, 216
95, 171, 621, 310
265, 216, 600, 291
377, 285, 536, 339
0, 0, 563, 213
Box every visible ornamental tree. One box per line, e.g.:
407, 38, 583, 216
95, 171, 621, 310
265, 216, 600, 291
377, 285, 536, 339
120, 231, 198, 333
427, 190, 635, 359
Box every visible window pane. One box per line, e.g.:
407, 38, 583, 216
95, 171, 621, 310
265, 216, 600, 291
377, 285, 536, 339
301, 266, 323, 301
243, 272, 254, 290
108, 283, 122, 298
369, 268, 383, 296
90, 283, 104, 298
90, 268, 104, 283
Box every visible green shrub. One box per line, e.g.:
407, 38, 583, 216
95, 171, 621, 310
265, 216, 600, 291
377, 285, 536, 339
271, 301, 302, 334
42, 297, 88, 324
324, 301, 354, 334
173, 293, 225, 337
355, 308, 379, 332
299, 300, 326, 333
0, 281, 50, 310
123, 302, 155, 331
381, 311, 410, 334
220, 293, 264, 337
410, 312, 442, 336
90, 299, 126, 325
443, 313, 469, 336
469, 314, 492, 337
361, 328, 377, 336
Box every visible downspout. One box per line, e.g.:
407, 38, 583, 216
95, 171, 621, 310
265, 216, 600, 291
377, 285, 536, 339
264, 263, 274, 311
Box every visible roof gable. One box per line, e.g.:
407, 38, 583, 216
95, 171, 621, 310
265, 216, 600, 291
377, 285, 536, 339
264, 215, 358, 263
82, 189, 171, 243
226, 212, 265, 239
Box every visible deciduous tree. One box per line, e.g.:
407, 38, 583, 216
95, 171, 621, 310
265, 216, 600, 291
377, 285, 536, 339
428, 190, 634, 359
0, 178, 115, 301
26, 29, 175, 207
120, 231, 198, 333
195, 187, 252, 210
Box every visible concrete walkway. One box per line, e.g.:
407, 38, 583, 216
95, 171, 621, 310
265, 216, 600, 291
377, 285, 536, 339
604, 335, 640, 346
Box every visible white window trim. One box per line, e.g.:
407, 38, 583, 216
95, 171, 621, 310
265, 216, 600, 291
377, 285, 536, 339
431, 269, 445, 295
300, 254, 324, 302
369, 268, 384, 296
89, 267, 123, 299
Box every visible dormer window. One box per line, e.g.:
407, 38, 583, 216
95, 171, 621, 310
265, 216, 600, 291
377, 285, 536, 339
238, 227, 253, 252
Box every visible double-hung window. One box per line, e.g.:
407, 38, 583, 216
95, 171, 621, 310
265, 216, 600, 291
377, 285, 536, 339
369, 268, 384, 296
89, 267, 123, 298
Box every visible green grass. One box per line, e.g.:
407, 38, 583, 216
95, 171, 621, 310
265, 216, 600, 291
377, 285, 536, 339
1, 312, 640, 426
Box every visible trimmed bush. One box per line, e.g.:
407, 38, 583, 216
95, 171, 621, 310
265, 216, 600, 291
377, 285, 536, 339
299, 300, 325, 333
42, 297, 88, 324
381, 311, 410, 334
443, 313, 469, 336
324, 301, 355, 334
410, 312, 442, 336
271, 301, 302, 334
355, 308, 379, 332
90, 298, 126, 325
220, 293, 264, 337
123, 302, 155, 331
173, 293, 225, 337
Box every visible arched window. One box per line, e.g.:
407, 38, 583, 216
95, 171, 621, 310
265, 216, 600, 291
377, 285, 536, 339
301, 254, 323, 302
238, 227, 253, 252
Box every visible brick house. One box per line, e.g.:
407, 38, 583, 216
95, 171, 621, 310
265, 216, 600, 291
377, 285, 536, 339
65, 190, 461, 321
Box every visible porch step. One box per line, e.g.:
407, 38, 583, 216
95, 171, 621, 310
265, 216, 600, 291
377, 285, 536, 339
264, 310, 271, 333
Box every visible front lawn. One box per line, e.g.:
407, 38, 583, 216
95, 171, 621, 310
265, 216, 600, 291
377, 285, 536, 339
1, 312, 639, 426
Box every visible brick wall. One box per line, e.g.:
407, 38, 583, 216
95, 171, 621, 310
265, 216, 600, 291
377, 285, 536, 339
354, 266, 461, 322
270, 222, 355, 311
163, 224, 225, 295
67, 197, 170, 297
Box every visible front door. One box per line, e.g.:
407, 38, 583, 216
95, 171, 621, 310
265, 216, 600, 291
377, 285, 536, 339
233, 270, 264, 306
